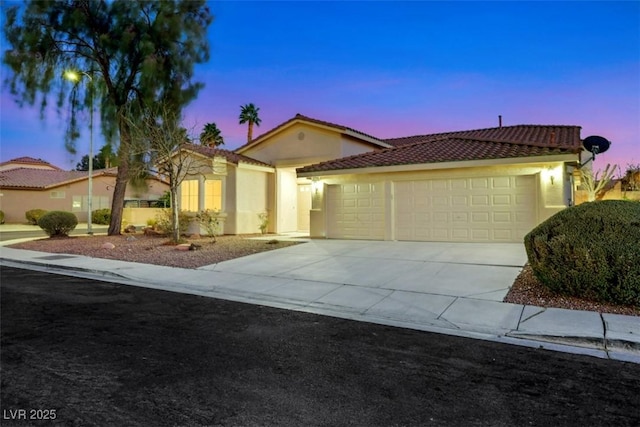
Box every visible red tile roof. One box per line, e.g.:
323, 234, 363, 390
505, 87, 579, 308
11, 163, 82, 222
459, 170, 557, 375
385, 125, 582, 150
0, 167, 117, 189
297, 135, 581, 174
184, 144, 273, 168
0, 156, 62, 170
235, 113, 389, 153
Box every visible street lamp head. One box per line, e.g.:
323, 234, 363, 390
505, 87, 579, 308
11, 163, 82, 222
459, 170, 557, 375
63, 70, 81, 82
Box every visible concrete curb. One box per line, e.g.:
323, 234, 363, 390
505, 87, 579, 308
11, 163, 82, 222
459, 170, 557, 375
2, 256, 639, 364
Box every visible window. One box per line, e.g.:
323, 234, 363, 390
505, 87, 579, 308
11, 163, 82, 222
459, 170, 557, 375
94, 196, 110, 209
72, 196, 82, 211
181, 180, 199, 212
204, 179, 222, 211
72, 196, 109, 212
50, 191, 65, 199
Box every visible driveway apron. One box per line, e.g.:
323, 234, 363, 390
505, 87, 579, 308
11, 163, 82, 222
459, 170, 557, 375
204, 240, 528, 315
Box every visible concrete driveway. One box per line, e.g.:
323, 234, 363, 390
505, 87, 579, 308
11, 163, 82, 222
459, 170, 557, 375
201, 239, 527, 303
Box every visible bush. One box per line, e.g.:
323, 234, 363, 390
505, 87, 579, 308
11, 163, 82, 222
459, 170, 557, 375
524, 200, 640, 307
92, 208, 111, 225
155, 209, 191, 236
37, 211, 78, 237
0, 210, 4, 224
25, 208, 48, 225
195, 209, 220, 241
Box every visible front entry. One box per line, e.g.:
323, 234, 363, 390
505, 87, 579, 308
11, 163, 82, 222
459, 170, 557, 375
297, 184, 312, 231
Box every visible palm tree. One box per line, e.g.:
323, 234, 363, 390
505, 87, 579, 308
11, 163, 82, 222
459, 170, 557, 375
200, 122, 224, 147
239, 103, 262, 142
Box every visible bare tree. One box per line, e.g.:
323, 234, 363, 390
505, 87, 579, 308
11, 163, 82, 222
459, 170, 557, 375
127, 104, 208, 243
580, 163, 617, 202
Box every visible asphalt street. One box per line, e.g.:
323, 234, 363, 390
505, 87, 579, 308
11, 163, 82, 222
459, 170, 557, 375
2, 266, 639, 426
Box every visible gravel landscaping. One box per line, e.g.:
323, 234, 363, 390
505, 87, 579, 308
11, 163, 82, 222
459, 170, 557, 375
8, 234, 300, 269
7, 233, 639, 316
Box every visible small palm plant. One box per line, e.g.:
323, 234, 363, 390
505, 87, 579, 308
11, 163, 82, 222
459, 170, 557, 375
239, 103, 262, 142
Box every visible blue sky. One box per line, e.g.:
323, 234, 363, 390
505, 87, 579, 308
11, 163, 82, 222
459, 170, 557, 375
1, 1, 638, 171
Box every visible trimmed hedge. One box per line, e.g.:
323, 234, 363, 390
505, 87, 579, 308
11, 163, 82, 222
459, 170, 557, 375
92, 208, 111, 225
524, 200, 640, 307
25, 208, 48, 225
37, 211, 78, 237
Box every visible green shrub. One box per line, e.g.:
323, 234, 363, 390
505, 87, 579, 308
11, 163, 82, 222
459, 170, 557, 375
37, 211, 78, 237
0, 210, 4, 224
25, 208, 48, 225
92, 208, 111, 225
155, 190, 171, 208
155, 209, 191, 235
524, 200, 640, 307
195, 209, 220, 241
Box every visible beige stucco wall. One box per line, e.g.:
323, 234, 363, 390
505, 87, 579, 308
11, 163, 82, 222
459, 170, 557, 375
176, 157, 274, 235
575, 182, 640, 204
241, 123, 378, 166
0, 176, 168, 224
122, 208, 166, 226
305, 161, 572, 239
233, 166, 270, 234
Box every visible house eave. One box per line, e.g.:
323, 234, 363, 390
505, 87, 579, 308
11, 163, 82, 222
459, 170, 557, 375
237, 118, 389, 154
297, 153, 579, 178
343, 129, 392, 148
236, 162, 275, 173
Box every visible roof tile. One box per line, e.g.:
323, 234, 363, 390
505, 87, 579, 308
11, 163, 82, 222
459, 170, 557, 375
185, 144, 272, 168
0, 156, 62, 170
385, 125, 581, 150
297, 135, 580, 174
0, 168, 101, 189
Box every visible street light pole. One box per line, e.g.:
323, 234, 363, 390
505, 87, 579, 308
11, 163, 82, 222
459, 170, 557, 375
64, 70, 94, 235
87, 71, 94, 235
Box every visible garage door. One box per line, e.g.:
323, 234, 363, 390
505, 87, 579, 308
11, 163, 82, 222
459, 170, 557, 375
327, 183, 385, 239
394, 175, 536, 242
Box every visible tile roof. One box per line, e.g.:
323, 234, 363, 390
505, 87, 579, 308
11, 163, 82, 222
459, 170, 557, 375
184, 144, 273, 168
297, 135, 580, 174
0, 167, 115, 189
0, 156, 62, 170
234, 113, 389, 152
385, 125, 582, 150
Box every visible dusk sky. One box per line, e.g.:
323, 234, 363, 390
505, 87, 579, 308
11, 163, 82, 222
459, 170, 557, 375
1, 1, 638, 172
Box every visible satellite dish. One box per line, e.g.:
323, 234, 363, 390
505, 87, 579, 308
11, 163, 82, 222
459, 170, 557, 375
582, 135, 611, 155
579, 135, 611, 168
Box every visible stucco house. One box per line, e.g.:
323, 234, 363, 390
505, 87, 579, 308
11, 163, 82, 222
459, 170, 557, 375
0, 157, 169, 223
175, 114, 589, 243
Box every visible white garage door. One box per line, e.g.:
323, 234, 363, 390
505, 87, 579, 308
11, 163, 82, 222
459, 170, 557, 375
326, 183, 385, 240
394, 175, 536, 242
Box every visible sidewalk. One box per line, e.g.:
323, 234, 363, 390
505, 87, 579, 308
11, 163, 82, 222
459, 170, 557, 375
1, 232, 638, 364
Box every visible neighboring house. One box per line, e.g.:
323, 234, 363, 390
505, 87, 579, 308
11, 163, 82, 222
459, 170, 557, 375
0, 156, 62, 172
0, 158, 168, 223
175, 113, 590, 243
